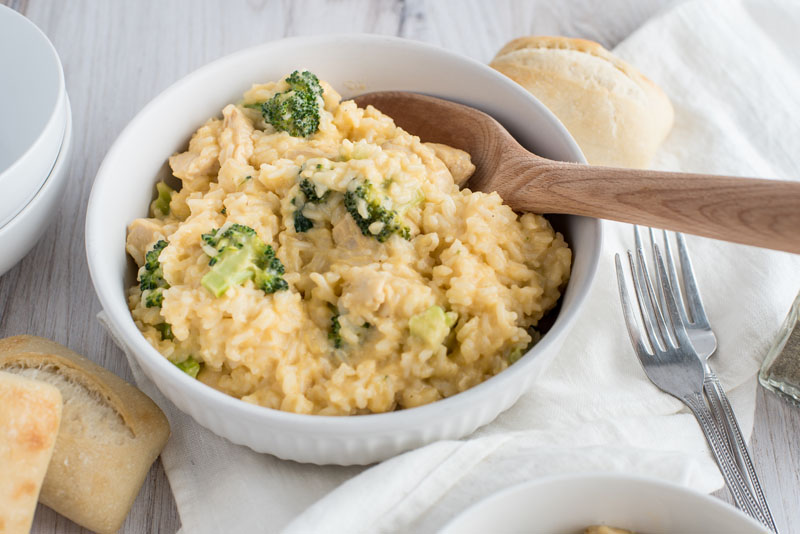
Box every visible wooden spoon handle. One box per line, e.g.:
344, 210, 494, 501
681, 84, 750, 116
497, 160, 800, 253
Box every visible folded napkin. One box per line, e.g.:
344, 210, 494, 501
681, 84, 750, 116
104, 1, 800, 532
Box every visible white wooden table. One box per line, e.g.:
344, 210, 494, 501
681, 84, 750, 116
2, 1, 797, 532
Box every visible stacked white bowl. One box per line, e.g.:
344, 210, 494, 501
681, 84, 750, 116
0, 5, 72, 276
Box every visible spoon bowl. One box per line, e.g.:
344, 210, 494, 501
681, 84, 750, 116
354, 91, 800, 253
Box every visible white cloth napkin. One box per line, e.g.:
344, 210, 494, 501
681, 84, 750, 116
102, 1, 800, 532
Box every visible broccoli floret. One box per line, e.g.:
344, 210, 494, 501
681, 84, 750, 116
328, 310, 343, 349
507, 333, 539, 364
409, 305, 458, 347
255, 70, 323, 137
285, 70, 324, 98
299, 178, 330, 203
150, 181, 174, 218
293, 209, 313, 233
155, 322, 174, 341
325, 305, 372, 350
343, 182, 411, 243
174, 356, 201, 378
200, 224, 288, 297
507, 346, 526, 364
202, 223, 254, 266
139, 240, 169, 308
292, 177, 330, 232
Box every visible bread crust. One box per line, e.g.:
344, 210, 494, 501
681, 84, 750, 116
490, 36, 673, 168
0, 336, 170, 534
494, 36, 643, 80
0, 371, 62, 534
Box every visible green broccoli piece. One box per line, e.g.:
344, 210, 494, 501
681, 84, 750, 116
409, 306, 458, 347
155, 322, 174, 341
285, 70, 324, 98
255, 70, 323, 137
150, 181, 174, 218
328, 310, 343, 349
139, 240, 169, 308
299, 178, 330, 203
202, 223, 254, 266
507, 346, 526, 364
200, 224, 289, 297
507, 333, 538, 364
343, 182, 411, 243
325, 305, 373, 350
174, 356, 201, 378
292, 177, 330, 232
293, 209, 313, 233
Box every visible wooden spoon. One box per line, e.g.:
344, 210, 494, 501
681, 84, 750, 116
353, 91, 800, 254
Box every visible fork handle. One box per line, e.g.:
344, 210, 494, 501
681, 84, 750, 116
683, 392, 774, 530
704, 372, 777, 531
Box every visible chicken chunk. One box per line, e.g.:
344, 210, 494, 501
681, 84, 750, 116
341, 269, 388, 314
126, 218, 166, 267
282, 147, 338, 161
332, 215, 371, 251
169, 119, 222, 191
218, 104, 255, 166
424, 142, 476, 186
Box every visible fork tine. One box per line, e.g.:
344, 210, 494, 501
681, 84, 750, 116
643, 228, 663, 308
653, 244, 693, 347
634, 226, 675, 340
639, 228, 674, 339
634, 225, 645, 254
634, 247, 671, 350
633, 227, 667, 346
629, 250, 668, 353
662, 230, 690, 326
614, 253, 652, 359
676, 232, 710, 327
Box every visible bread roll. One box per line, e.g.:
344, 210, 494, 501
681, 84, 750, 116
0, 371, 62, 534
0, 336, 170, 534
490, 36, 673, 168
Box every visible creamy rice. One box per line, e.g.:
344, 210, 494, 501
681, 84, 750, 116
126, 72, 571, 415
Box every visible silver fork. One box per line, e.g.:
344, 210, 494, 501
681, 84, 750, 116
636, 228, 777, 531
614, 246, 771, 528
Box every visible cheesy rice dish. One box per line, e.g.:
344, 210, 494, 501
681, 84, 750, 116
126, 71, 571, 415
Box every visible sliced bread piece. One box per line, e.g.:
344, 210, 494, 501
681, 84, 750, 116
0, 370, 62, 534
0, 336, 170, 534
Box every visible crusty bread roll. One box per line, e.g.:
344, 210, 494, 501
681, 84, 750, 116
0, 336, 170, 534
0, 371, 62, 534
490, 36, 673, 168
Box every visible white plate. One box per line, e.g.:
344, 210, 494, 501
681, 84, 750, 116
0, 5, 66, 227
440, 473, 767, 534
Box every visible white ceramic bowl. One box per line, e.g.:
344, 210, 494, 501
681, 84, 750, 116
0, 5, 67, 228
86, 35, 601, 465
0, 96, 72, 277
440, 473, 767, 533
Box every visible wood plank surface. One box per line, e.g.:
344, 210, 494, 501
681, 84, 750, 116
0, 1, 796, 533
